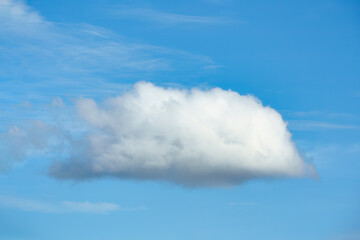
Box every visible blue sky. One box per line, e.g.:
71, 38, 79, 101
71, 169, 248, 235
0, 0, 359, 239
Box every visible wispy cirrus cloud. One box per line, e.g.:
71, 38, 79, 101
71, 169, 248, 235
0, 0, 217, 96
0, 195, 145, 214
0, 0, 218, 136
0, 0, 46, 36
280, 110, 360, 131
281, 110, 359, 119
107, 6, 237, 26
288, 120, 359, 131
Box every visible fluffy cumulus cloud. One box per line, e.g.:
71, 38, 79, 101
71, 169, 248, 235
49, 82, 316, 187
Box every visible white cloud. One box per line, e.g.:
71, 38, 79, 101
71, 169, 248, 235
0, 195, 143, 214
48, 82, 316, 187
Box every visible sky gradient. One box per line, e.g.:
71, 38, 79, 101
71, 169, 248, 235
0, 0, 360, 239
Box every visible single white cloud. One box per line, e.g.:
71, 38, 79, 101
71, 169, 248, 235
49, 82, 316, 187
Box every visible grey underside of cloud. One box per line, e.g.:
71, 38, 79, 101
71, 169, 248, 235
44, 82, 317, 187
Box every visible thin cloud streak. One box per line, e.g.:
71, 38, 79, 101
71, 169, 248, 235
229, 201, 257, 206
0, 195, 145, 214
288, 120, 359, 131
281, 110, 359, 119
108, 6, 238, 25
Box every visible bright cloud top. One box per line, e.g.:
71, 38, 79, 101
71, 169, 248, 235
49, 82, 316, 187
